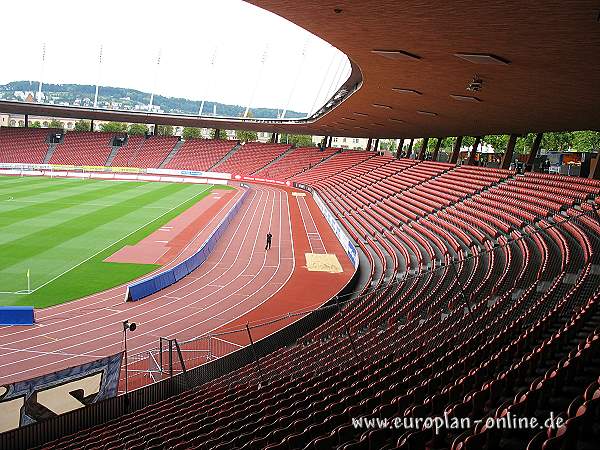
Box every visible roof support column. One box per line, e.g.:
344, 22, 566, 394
396, 138, 404, 159
406, 139, 414, 158
90, 120, 94, 131
154, 124, 159, 136
468, 136, 482, 165
450, 136, 463, 164
366, 137, 373, 151
591, 153, 600, 180
432, 138, 443, 161
214, 128, 221, 139
24, 114, 29, 128
418, 137, 429, 160
327, 136, 332, 147
373, 138, 380, 152
501, 134, 518, 170
526, 132, 543, 171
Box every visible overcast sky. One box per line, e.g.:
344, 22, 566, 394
0, 0, 350, 115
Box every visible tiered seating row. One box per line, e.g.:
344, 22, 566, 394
255, 146, 338, 179
166, 139, 237, 171
0, 127, 53, 164
49, 131, 117, 166
215, 142, 291, 176
110, 136, 179, 168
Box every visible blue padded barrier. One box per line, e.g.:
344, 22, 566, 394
0, 306, 34, 326
172, 263, 190, 282
127, 277, 157, 301
126, 189, 249, 301
154, 270, 175, 291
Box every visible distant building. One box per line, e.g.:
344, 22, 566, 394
312, 135, 372, 150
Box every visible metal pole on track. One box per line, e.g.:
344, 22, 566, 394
245, 323, 266, 387
450, 258, 476, 326
335, 296, 361, 362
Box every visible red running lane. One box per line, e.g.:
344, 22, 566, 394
0, 184, 354, 386
0, 184, 294, 384
212, 186, 355, 345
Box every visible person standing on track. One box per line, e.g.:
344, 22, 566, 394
265, 232, 272, 250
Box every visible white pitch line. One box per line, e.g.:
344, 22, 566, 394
28, 186, 210, 294
0, 199, 171, 209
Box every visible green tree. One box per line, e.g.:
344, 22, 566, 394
280, 133, 314, 147
100, 121, 128, 133
74, 119, 91, 132
48, 119, 63, 129
482, 135, 509, 153
211, 129, 228, 140
182, 127, 202, 139
30, 121, 41, 128
542, 132, 574, 152
235, 129, 258, 142
128, 123, 148, 135
462, 136, 476, 147
514, 133, 535, 154
157, 125, 174, 136
572, 131, 600, 152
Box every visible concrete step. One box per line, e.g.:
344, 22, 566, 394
43, 143, 57, 164
251, 145, 294, 175
209, 142, 241, 171
159, 139, 184, 168
105, 146, 121, 167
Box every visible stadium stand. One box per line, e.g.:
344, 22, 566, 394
254, 146, 339, 179
291, 149, 376, 184
165, 139, 238, 171
214, 142, 291, 175
49, 131, 118, 166
0, 127, 53, 164
33, 151, 600, 449
110, 135, 179, 168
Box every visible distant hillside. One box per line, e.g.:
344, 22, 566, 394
0, 81, 306, 119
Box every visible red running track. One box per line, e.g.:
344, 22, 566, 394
0, 184, 300, 384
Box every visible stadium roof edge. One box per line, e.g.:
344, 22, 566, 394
2, 1, 600, 139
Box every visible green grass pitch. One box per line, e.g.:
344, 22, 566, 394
0, 175, 229, 308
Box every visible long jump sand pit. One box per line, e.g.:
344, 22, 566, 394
305, 252, 343, 273
105, 189, 236, 265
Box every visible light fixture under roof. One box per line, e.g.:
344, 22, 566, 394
392, 88, 422, 95
416, 110, 438, 116
371, 49, 421, 61
372, 123, 385, 127
388, 118, 406, 123
450, 94, 481, 102
454, 53, 510, 65
342, 117, 357, 121
354, 125, 368, 130
372, 103, 392, 109
353, 112, 369, 117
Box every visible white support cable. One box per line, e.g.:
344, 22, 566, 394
37, 43, 46, 104
244, 44, 269, 118
148, 49, 162, 111
93, 45, 103, 109
331, 56, 351, 101
307, 45, 337, 118
199, 46, 219, 116
322, 53, 346, 109
281, 39, 309, 119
